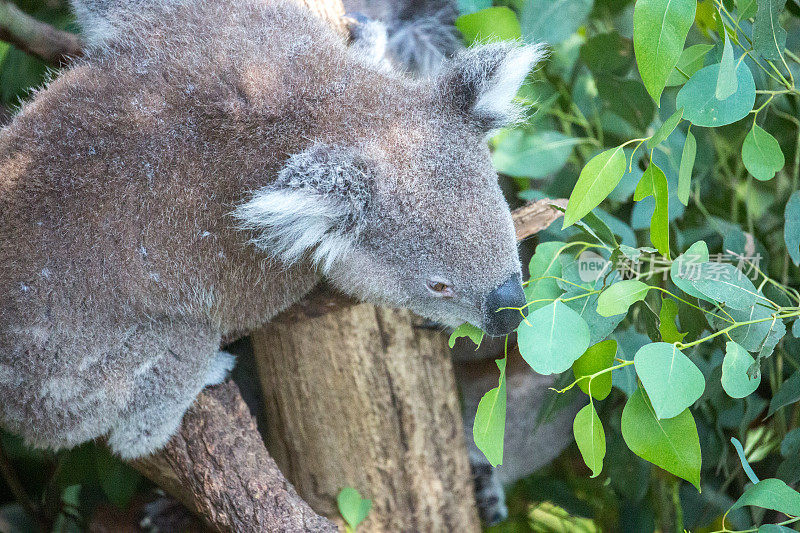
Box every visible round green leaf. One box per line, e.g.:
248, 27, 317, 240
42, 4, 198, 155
742, 124, 785, 181
563, 146, 627, 228
596, 280, 651, 317
572, 339, 617, 400
518, 300, 591, 375
722, 341, 761, 398
525, 241, 566, 311
573, 403, 606, 477
634, 342, 705, 419
676, 61, 756, 127
621, 387, 701, 490
633, 0, 696, 103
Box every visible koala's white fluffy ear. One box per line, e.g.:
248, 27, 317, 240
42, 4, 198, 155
439, 41, 547, 131
232, 143, 373, 272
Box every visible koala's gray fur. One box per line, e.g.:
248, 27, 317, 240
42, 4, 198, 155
343, 0, 462, 74
0, 0, 543, 459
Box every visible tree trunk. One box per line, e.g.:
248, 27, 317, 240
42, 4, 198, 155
252, 306, 481, 532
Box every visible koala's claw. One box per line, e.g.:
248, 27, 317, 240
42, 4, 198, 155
204, 351, 236, 387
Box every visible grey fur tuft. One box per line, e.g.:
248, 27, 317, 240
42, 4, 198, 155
440, 41, 547, 131
387, 6, 462, 74
231, 144, 373, 273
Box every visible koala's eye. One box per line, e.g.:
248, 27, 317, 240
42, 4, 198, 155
426, 278, 454, 298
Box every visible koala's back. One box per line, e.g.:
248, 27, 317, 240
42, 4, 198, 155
0, 0, 367, 451
0, 0, 346, 336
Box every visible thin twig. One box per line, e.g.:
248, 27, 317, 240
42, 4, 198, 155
0, 0, 83, 66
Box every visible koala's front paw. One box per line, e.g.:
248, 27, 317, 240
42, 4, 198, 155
471, 454, 509, 526
204, 351, 236, 387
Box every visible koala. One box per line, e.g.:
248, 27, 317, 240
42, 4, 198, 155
0, 0, 544, 460
343, 0, 462, 74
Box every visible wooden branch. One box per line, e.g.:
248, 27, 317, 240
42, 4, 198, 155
513, 198, 567, 241
0, 0, 83, 66
132, 381, 337, 533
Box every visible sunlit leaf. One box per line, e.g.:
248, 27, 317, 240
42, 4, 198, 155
621, 387, 701, 489
563, 146, 627, 228
337, 487, 372, 530
572, 339, 617, 400
448, 323, 485, 349
633, 0, 696, 103
666, 44, 715, 86
573, 403, 606, 477
678, 128, 696, 205
473, 358, 507, 466
715, 32, 738, 100
597, 280, 651, 317
633, 162, 670, 255
659, 297, 687, 343
456, 6, 522, 44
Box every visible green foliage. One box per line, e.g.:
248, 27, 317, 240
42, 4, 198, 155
449, 322, 485, 348
633, 0, 696, 103
473, 357, 508, 466
460, 0, 800, 526
621, 387, 701, 490
573, 403, 606, 477
456, 6, 522, 43
337, 487, 372, 531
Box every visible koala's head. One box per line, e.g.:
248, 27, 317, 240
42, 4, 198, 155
234, 42, 545, 336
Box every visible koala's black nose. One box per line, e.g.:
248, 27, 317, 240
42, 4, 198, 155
483, 274, 527, 336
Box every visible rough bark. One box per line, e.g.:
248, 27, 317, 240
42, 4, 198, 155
132, 381, 337, 533
253, 306, 481, 532
0, 0, 83, 66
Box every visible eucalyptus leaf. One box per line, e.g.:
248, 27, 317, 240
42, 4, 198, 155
456, 6, 522, 44
473, 357, 507, 466
493, 130, 581, 179
518, 300, 591, 375
722, 341, 761, 398
659, 297, 687, 343
753, 0, 788, 60
449, 323, 485, 349
670, 241, 710, 300
563, 146, 627, 227
634, 342, 706, 419
676, 61, 756, 127
633, 162, 670, 255
337, 487, 372, 530
573, 339, 617, 400
574, 403, 606, 477
678, 128, 696, 205
597, 280, 651, 317
767, 369, 800, 417
666, 44, 715, 86
520, 0, 593, 45
526, 241, 566, 311
784, 191, 800, 265
742, 124, 785, 180
621, 387, 702, 489
729, 478, 800, 516
633, 0, 696, 103
648, 108, 684, 149
676, 262, 762, 309
715, 32, 738, 100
